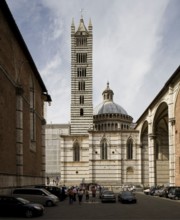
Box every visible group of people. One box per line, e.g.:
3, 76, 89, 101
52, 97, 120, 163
67, 186, 97, 205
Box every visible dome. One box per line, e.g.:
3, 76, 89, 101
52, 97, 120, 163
94, 101, 127, 115
93, 82, 128, 116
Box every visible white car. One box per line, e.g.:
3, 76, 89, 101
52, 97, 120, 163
144, 188, 150, 195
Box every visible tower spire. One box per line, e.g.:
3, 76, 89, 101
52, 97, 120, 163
71, 17, 75, 26
80, 8, 84, 19
89, 18, 92, 27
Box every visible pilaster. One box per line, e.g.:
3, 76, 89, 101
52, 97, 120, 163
16, 85, 24, 186
168, 86, 176, 185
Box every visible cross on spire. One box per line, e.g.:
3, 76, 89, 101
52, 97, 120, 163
80, 8, 84, 18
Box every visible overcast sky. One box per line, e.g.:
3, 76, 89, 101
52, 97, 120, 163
6, 0, 180, 124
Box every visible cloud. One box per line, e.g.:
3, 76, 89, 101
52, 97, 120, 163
6, 0, 180, 123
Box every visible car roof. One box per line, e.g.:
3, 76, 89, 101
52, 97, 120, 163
0, 195, 13, 198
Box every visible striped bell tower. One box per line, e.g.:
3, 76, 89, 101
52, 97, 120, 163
70, 17, 93, 135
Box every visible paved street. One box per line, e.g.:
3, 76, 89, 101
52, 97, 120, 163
4, 192, 180, 220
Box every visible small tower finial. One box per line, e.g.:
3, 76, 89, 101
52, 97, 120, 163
89, 18, 92, 26
80, 8, 84, 18
71, 17, 75, 26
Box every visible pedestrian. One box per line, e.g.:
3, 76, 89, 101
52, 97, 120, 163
46, 176, 50, 185
91, 186, 96, 202
61, 186, 66, 201
85, 189, 89, 202
68, 188, 74, 205
73, 187, 77, 202
78, 189, 83, 205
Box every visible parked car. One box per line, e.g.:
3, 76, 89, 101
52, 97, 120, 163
12, 188, 59, 207
133, 185, 143, 192
0, 195, 44, 218
168, 187, 180, 200
99, 188, 109, 199
118, 191, 137, 203
148, 186, 162, 196
153, 187, 164, 196
101, 191, 116, 203
144, 188, 150, 195
158, 187, 171, 197
35, 185, 65, 201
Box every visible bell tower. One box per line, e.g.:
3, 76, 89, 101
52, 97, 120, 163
70, 17, 93, 134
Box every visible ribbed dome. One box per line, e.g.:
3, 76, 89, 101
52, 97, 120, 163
93, 82, 128, 116
94, 101, 127, 115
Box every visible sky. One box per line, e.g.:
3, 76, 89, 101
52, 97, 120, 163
6, 0, 180, 124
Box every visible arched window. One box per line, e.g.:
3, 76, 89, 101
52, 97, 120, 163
101, 139, 108, 160
80, 108, 84, 116
127, 167, 134, 174
73, 141, 80, 161
127, 138, 133, 159
78, 81, 85, 90
29, 75, 36, 142
80, 95, 84, 104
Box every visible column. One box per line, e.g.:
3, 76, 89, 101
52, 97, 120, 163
168, 86, 175, 186
148, 134, 156, 186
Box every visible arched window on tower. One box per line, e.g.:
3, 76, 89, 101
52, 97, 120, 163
73, 141, 80, 161
127, 138, 133, 160
78, 81, 85, 91
77, 67, 86, 77
76, 37, 87, 47
101, 138, 108, 160
80, 108, 84, 116
80, 95, 84, 104
76, 53, 87, 63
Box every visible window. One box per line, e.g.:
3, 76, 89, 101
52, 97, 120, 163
77, 67, 86, 77
80, 96, 84, 104
76, 37, 87, 46
78, 81, 85, 91
127, 167, 134, 174
80, 108, 84, 116
73, 142, 80, 161
29, 75, 36, 142
76, 53, 87, 63
127, 138, 133, 159
101, 139, 108, 160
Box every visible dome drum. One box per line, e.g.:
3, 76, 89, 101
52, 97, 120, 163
93, 113, 133, 122
93, 121, 131, 131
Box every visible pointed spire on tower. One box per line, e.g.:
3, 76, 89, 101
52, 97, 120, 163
89, 18, 92, 26
80, 8, 84, 19
71, 17, 75, 26
77, 16, 88, 33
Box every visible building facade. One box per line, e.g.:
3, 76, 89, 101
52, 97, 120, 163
135, 67, 180, 186
45, 17, 180, 187
0, 0, 51, 194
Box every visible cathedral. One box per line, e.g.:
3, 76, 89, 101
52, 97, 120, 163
45, 16, 180, 187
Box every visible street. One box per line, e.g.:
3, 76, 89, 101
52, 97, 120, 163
4, 192, 180, 220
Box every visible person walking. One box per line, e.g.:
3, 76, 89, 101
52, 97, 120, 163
77, 188, 83, 205
91, 186, 96, 202
73, 187, 77, 202
85, 189, 89, 202
68, 188, 74, 205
